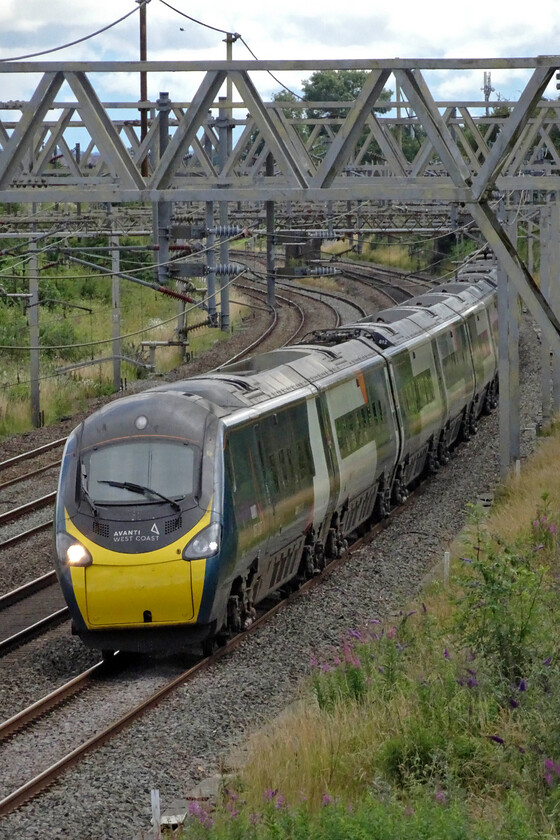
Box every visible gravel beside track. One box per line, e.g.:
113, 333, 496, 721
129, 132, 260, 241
0, 291, 543, 839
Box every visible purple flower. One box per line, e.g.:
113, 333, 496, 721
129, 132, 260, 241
543, 657, 551, 666
349, 629, 362, 639
264, 788, 278, 801
444, 648, 450, 659
533, 519, 540, 528
461, 557, 472, 563
508, 697, 519, 709
422, 603, 428, 613
435, 789, 447, 804
467, 677, 479, 688
369, 618, 381, 624
488, 735, 504, 745
387, 627, 397, 639
274, 795, 285, 809
518, 679, 527, 692
309, 657, 318, 668
321, 661, 331, 672
322, 794, 334, 807
406, 610, 417, 618
544, 758, 560, 776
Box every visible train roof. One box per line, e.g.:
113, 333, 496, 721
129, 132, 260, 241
142, 269, 497, 416
147, 340, 384, 414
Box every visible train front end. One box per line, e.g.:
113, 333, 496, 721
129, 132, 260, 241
54, 391, 225, 654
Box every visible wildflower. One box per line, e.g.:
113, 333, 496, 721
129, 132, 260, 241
264, 788, 278, 802
435, 789, 447, 804
274, 795, 285, 809
309, 656, 318, 668
321, 661, 331, 672
405, 610, 417, 618
488, 735, 505, 745
461, 557, 472, 563
518, 679, 527, 692
422, 603, 428, 613
369, 618, 381, 624
387, 627, 397, 639
533, 519, 539, 528
467, 677, 479, 688
549, 524, 558, 534
349, 629, 362, 639
508, 697, 519, 709
444, 648, 450, 659
543, 657, 552, 666
544, 758, 560, 776
322, 794, 334, 807
333, 656, 341, 667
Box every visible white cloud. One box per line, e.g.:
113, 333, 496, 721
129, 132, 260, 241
0, 0, 558, 106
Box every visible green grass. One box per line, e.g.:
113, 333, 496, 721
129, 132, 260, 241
0, 242, 254, 437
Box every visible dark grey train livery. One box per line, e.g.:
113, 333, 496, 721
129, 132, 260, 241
54, 263, 498, 655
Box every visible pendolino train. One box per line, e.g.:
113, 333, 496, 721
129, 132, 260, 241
54, 261, 498, 657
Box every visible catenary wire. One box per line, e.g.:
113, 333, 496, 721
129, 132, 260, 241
0, 2, 147, 63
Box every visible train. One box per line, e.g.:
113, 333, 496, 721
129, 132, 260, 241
54, 259, 498, 657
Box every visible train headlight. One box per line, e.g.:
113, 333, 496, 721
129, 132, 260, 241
57, 532, 93, 567
182, 523, 220, 560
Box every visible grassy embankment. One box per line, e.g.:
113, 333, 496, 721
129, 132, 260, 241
175, 423, 560, 839
0, 240, 252, 438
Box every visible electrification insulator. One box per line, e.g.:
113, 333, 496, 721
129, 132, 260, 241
306, 230, 340, 239
208, 225, 245, 237
214, 263, 245, 276
308, 266, 341, 276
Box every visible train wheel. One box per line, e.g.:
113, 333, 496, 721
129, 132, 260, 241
202, 638, 216, 657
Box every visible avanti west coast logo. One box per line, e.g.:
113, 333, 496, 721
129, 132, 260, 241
113, 523, 160, 543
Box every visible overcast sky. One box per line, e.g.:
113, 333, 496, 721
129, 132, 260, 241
0, 0, 559, 106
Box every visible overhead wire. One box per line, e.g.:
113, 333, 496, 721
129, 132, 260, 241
158, 0, 304, 102
0, 2, 148, 63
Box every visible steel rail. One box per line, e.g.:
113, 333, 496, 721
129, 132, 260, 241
0, 571, 57, 611
0, 659, 108, 742
0, 438, 67, 472
0, 519, 53, 549
0, 492, 57, 527
0, 608, 68, 657
0, 460, 61, 491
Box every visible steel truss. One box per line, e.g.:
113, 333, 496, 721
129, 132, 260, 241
2, 56, 560, 471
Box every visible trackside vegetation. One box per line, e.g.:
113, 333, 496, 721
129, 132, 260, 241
174, 427, 560, 839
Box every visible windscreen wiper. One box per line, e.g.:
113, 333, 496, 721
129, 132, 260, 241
98, 480, 181, 512
80, 466, 98, 517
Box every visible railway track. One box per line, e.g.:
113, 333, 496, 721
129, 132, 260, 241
0, 572, 66, 656
0, 498, 404, 818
